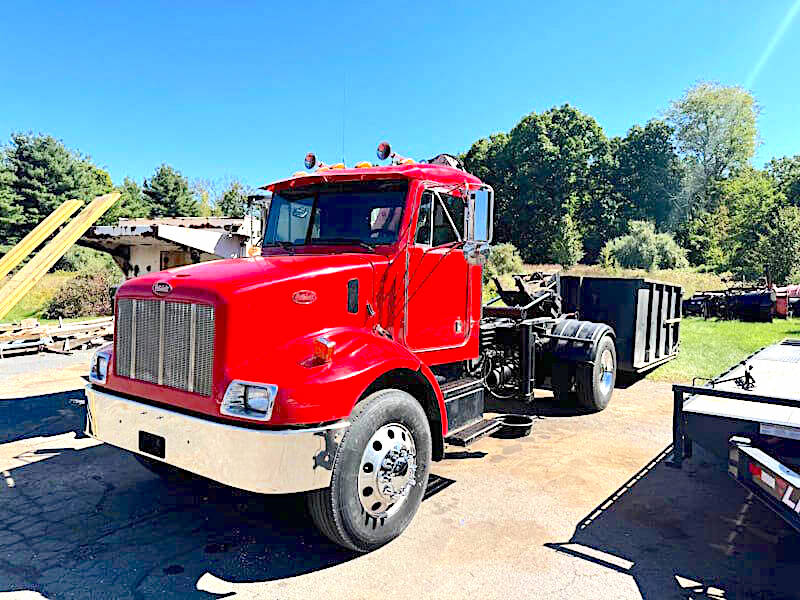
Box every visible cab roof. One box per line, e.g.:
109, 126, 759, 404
262, 163, 483, 193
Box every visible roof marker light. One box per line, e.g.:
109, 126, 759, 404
376, 141, 413, 165
331, 163, 345, 169
355, 161, 372, 168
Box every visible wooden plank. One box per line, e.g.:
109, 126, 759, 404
0, 200, 82, 281
0, 192, 120, 321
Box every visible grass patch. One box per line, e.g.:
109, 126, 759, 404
648, 317, 800, 383
1, 272, 79, 323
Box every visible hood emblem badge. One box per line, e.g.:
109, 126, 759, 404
292, 290, 317, 305
152, 281, 172, 296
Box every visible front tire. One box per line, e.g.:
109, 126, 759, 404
307, 389, 432, 552
575, 335, 616, 412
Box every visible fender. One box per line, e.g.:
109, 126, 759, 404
260, 327, 447, 431
549, 319, 615, 364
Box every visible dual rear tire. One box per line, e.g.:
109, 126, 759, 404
552, 334, 617, 412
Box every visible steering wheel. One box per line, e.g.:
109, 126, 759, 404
368, 225, 396, 244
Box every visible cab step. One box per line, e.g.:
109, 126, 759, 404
445, 418, 501, 447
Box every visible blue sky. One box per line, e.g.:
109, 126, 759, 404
1, 1, 799, 189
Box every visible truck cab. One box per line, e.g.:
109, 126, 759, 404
85, 145, 617, 552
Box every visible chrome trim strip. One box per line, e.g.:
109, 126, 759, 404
84, 385, 349, 494
188, 303, 197, 393
157, 301, 165, 386
130, 299, 137, 379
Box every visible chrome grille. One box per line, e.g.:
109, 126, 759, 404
115, 298, 215, 395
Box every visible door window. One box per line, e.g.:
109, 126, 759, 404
432, 193, 462, 246
415, 191, 433, 245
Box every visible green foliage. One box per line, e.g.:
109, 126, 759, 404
716, 168, 783, 280
143, 164, 199, 217
483, 242, 524, 286
0, 154, 22, 235
217, 180, 249, 218
52, 246, 122, 276
42, 270, 117, 319
550, 210, 584, 267
465, 105, 610, 263
613, 121, 683, 226
0, 133, 113, 244
766, 155, 800, 207
757, 206, 800, 285
99, 177, 151, 225
666, 82, 758, 215
602, 221, 687, 270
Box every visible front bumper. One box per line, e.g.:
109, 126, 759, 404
84, 384, 348, 494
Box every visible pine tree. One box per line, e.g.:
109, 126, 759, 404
142, 164, 199, 217
2, 133, 112, 244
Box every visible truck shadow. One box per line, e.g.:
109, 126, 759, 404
0, 390, 456, 600
485, 390, 591, 418
544, 445, 800, 599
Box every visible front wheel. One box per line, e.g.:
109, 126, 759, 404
575, 335, 616, 412
306, 389, 432, 552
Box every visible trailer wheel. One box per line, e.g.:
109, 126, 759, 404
575, 335, 616, 412
306, 389, 432, 552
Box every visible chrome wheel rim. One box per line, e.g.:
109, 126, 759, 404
598, 348, 614, 395
358, 423, 417, 518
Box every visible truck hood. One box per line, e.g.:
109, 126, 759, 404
117, 254, 379, 304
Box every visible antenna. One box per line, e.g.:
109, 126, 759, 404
341, 73, 347, 164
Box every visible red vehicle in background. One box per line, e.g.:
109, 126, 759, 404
85, 143, 621, 551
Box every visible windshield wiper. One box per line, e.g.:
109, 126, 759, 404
313, 238, 376, 253
263, 241, 297, 254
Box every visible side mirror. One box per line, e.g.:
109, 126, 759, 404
467, 188, 493, 243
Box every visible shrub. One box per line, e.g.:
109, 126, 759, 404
654, 232, 690, 269
52, 246, 121, 275
602, 221, 688, 270
550, 211, 584, 267
484, 242, 524, 285
42, 270, 117, 319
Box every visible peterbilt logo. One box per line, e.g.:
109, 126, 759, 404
152, 281, 172, 296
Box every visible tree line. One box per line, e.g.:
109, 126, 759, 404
463, 82, 800, 284
0, 133, 251, 249
2, 81, 799, 284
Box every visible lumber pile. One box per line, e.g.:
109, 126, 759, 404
0, 316, 113, 358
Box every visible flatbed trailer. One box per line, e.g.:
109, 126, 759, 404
668, 339, 800, 533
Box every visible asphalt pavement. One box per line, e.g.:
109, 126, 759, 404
1, 354, 798, 599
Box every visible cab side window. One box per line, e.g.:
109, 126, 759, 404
432, 193, 462, 246
415, 191, 433, 245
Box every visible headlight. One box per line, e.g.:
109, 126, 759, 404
89, 349, 110, 384
220, 380, 278, 421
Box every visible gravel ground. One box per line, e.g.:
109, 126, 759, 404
0, 350, 94, 377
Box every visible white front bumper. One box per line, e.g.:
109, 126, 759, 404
84, 385, 348, 494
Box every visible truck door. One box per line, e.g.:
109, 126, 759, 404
405, 189, 470, 354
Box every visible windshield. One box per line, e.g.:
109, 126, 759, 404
264, 181, 408, 248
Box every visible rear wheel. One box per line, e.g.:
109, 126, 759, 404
306, 389, 432, 552
575, 335, 616, 412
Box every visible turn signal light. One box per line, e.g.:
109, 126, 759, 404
313, 336, 335, 363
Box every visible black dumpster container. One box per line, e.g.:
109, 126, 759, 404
560, 276, 682, 373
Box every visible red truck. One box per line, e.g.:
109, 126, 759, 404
85, 144, 620, 551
